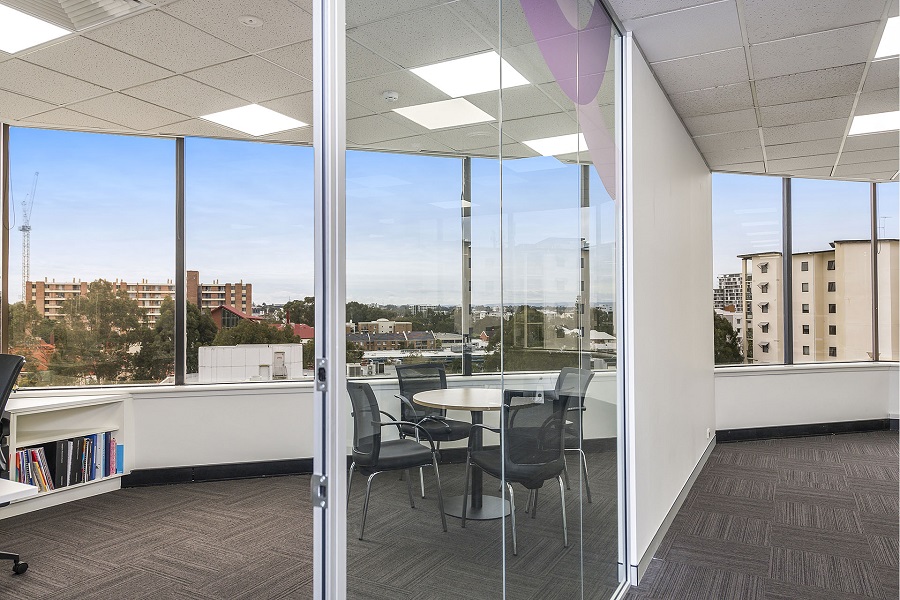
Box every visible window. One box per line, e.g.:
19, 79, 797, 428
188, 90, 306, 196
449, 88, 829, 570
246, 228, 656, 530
829, 304, 837, 314
761, 303, 769, 314
829, 347, 837, 357
760, 263, 769, 274
828, 282, 836, 292
761, 343, 770, 353
802, 325, 810, 334
801, 261, 808, 271
760, 283, 769, 293
877, 182, 899, 361
802, 346, 810, 355
827, 260, 836, 270
761, 323, 769, 333
829, 325, 837, 335
802, 304, 809, 313
802, 282, 809, 292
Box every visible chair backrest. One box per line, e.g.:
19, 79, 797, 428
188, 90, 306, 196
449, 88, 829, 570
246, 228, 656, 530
555, 367, 594, 407
347, 382, 382, 467
0, 354, 25, 414
502, 390, 570, 479
396, 363, 447, 422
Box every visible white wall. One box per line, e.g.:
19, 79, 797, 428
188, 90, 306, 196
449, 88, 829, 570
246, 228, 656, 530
625, 37, 716, 575
716, 362, 900, 429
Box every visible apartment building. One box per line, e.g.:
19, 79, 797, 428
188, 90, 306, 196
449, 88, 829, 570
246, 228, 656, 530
713, 272, 752, 312
346, 318, 413, 334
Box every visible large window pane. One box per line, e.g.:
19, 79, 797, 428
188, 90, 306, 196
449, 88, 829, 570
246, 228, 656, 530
712, 174, 784, 364
877, 182, 898, 361
10, 128, 174, 385
792, 178, 872, 363
185, 138, 313, 383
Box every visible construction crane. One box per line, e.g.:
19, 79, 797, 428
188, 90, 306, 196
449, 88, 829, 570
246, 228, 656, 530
20, 172, 38, 302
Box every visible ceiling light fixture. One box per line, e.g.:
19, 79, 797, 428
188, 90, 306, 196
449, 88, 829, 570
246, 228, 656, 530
200, 104, 308, 136
875, 16, 899, 58
0, 4, 70, 54
523, 133, 587, 156
411, 51, 529, 97
393, 98, 494, 130
848, 111, 900, 136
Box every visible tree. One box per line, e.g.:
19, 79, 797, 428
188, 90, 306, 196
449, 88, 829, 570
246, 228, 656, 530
212, 319, 300, 346
345, 301, 395, 323
283, 297, 315, 325
49, 279, 144, 384
302, 338, 364, 369
713, 313, 743, 364
132, 297, 217, 381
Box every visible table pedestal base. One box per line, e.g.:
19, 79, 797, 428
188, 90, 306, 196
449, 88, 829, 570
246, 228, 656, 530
442, 495, 510, 520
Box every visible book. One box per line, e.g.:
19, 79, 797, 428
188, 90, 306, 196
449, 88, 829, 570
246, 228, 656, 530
66, 440, 74, 487
37, 447, 54, 491
55, 440, 67, 488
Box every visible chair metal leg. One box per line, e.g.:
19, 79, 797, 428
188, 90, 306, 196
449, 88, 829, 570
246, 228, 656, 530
461, 453, 472, 528
579, 448, 593, 504
347, 462, 356, 509
557, 475, 568, 548
405, 469, 416, 508
359, 472, 379, 540
432, 456, 448, 532
563, 456, 571, 490
531, 487, 538, 519
525, 489, 533, 513
506, 482, 517, 556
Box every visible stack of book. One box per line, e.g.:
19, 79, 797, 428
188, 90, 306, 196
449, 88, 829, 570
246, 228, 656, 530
15, 432, 119, 491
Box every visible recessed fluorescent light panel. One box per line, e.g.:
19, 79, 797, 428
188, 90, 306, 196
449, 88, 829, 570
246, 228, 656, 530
875, 16, 900, 58
0, 4, 70, 54
200, 104, 308, 137
411, 51, 529, 97
523, 133, 587, 156
393, 98, 494, 130
848, 111, 900, 136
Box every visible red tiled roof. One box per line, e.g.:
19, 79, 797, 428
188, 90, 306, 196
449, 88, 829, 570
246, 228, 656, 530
211, 305, 262, 321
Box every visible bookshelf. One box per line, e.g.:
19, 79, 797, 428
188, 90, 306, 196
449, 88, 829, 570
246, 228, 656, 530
2, 393, 131, 517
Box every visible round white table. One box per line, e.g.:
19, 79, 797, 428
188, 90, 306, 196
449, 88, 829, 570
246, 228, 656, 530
413, 388, 509, 520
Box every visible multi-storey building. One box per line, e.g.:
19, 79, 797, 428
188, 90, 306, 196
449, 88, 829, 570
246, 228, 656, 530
346, 319, 413, 334
713, 272, 751, 312
27, 270, 252, 326
738, 239, 898, 363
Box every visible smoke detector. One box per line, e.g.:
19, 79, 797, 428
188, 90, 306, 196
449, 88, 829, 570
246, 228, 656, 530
383, 90, 399, 103
239, 15, 264, 27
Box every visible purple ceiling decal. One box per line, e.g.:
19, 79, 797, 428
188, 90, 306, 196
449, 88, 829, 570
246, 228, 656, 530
518, 0, 617, 196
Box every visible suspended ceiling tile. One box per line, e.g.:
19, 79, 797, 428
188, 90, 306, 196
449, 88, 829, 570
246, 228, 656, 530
467, 85, 561, 121
742, 0, 886, 44
625, 1, 742, 62
784, 166, 834, 177
704, 145, 764, 165
346, 0, 447, 29
186, 56, 312, 103
502, 43, 556, 86
352, 134, 455, 156
348, 4, 491, 69
669, 82, 754, 117
762, 118, 848, 145
767, 153, 837, 171
451, 0, 537, 49
122, 75, 246, 118
500, 142, 540, 159
500, 112, 578, 142
764, 137, 843, 159
0, 89, 55, 121
855, 88, 900, 116
21, 37, 173, 92
425, 123, 516, 152
0, 59, 108, 105
758, 95, 855, 127
607, 0, 715, 21
259, 126, 314, 144
347, 70, 449, 114
842, 131, 899, 151
754, 64, 866, 105
750, 22, 879, 80
24, 107, 125, 131
158, 118, 252, 139
259, 41, 312, 81
834, 159, 900, 176
86, 11, 246, 74
694, 128, 760, 153
163, 0, 312, 53
347, 40, 399, 82
347, 114, 418, 145
0, 50, 12, 63
838, 146, 899, 165
683, 108, 759, 136
69, 92, 188, 131
863, 58, 899, 92
651, 47, 748, 94
711, 161, 766, 173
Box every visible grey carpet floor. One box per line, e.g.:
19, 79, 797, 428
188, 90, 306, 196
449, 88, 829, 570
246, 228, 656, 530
625, 430, 899, 600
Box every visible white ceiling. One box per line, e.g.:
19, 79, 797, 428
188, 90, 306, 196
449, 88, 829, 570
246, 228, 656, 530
0, 0, 896, 182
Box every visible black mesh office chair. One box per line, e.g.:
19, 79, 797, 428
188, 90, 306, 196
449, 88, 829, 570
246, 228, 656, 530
462, 389, 571, 556
0, 354, 28, 574
347, 381, 447, 540
548, 368, 595, 504
395, 363, 471, 496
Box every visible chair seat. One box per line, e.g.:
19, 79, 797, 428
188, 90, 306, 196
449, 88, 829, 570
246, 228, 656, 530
400, 418, 471, 442
358, 439, 434, 472
471, 429, 564, 489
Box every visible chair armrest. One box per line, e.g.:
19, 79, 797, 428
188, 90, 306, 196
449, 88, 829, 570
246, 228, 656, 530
377, 420, 437, 451
467, 423, 501, 452
378, 410, 400, 422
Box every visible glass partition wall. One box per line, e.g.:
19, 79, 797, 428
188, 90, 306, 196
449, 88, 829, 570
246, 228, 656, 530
344, 0, 624, 598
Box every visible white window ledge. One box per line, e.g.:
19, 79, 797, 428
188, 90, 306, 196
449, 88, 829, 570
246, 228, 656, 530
715, 361, 898, 378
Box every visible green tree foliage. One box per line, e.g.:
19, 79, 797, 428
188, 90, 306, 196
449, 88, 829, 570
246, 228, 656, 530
408, 308, 457, 333
592, 306, 615, 336
713, 313, 743, 364
212, 319, 300, 346
132, 298, 218, 381
283, 296, 315, 325
345, 301, 396, 323
49, 279, 144, 384
302, 338, 364, 369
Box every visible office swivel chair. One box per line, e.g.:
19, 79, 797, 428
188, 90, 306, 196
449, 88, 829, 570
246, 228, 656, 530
0, 354, 28, 574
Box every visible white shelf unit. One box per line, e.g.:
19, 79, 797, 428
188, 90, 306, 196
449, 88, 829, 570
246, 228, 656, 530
2, 393, 131, 518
